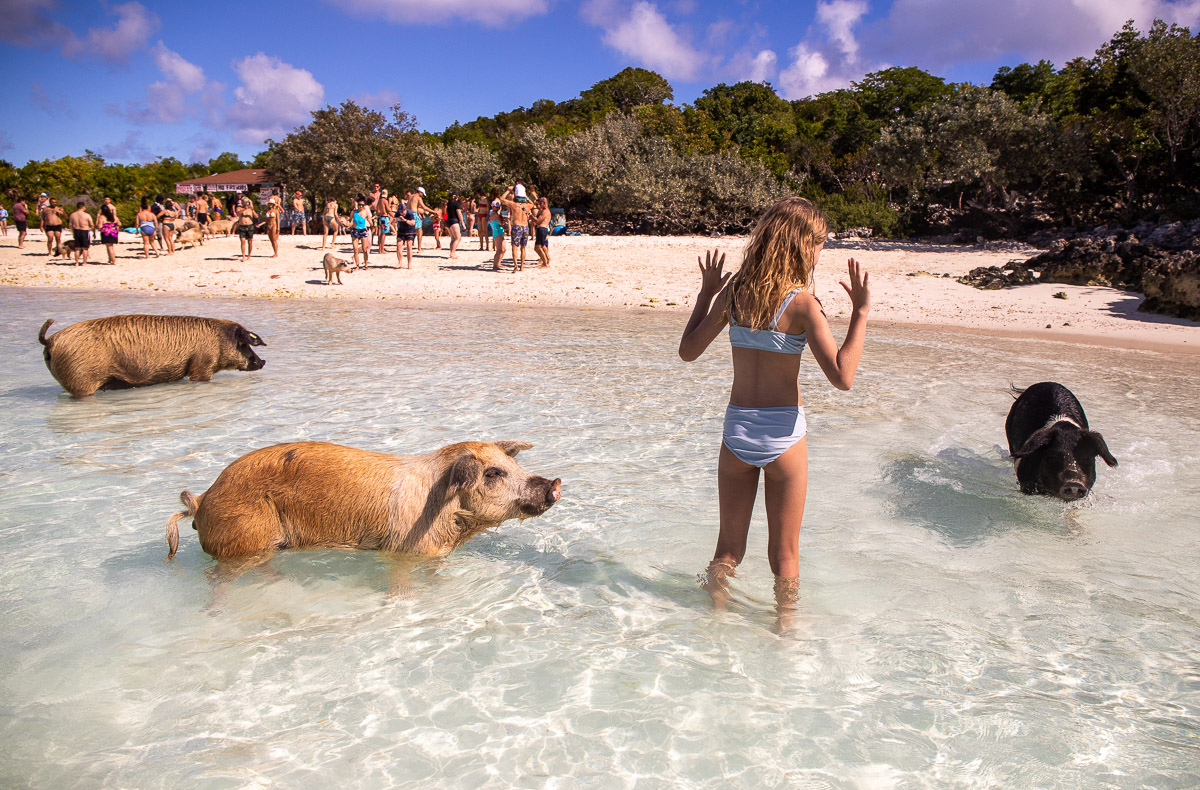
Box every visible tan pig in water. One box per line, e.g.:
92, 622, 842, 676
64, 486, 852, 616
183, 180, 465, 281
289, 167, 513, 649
166, 440, 562, 560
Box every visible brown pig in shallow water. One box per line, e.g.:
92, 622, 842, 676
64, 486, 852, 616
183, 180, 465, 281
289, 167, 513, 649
165, 440, 562, 560
39, 314, 266, 398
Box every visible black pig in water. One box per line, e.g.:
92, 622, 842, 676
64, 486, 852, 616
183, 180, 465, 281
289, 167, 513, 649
1006, 382, 1118, 501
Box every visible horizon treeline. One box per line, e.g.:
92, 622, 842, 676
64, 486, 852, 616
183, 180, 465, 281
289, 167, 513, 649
3, 20, 1196, 238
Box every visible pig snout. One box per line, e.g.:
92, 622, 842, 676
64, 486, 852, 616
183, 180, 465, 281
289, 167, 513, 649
520, 477, 562, 515
1058, 480, 1088, 501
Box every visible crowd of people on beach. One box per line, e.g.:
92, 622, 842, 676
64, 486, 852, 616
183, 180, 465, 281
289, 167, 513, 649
0, 180, 556, 273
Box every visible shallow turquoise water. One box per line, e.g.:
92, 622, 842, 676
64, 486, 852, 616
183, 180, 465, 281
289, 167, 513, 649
2, 288, 1198, 788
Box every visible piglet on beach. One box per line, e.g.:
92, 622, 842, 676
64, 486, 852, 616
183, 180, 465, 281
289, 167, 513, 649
39, 314, 266, 398
1006, 381, 1118, 500
322, 253, 354, 284
165, 440, 562, 560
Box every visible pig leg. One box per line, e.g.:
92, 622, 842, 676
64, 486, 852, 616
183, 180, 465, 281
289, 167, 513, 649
186, 355, 215, 382
204, 552, 276, 614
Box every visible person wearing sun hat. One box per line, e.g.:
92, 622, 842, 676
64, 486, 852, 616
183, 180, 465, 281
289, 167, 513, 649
290, 190, 307, 235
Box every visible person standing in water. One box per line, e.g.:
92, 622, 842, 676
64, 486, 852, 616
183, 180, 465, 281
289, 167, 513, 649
677, 197, 870, 631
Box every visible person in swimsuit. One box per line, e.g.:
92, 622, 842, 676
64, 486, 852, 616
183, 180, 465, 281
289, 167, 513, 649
444, 191, 465, 259
234, 198, 259, 262
350, 199, 371, 269
136, 199, 158, 258
408, 187, 432, 252
196, 194, 209, 236
290, 191, 307, 235
322, 198, 339, 249
499, 186, 533, 272
533, 196, 552, 268
159, 199, 179, 255
475, 191, 490, 251
677, 197, 871, 631
265, 196, 281, 258
395, 198, 417, 269
67, 202, 94, 266
374, 189, 391, 254
12, 198, 28, 248
95, 197, 120, 265
39, 198, 65, 257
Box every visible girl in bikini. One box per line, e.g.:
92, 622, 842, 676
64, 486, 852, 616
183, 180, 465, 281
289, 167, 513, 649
677, 197, 870, 629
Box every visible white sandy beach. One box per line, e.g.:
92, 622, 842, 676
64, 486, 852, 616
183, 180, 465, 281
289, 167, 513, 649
3, 229, 1197, 353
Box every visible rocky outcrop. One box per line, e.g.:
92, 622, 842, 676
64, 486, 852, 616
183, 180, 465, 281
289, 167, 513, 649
959, 219, 1200, 320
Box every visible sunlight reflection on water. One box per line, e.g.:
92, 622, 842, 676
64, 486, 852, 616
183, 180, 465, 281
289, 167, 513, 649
2, 288, 1198, 788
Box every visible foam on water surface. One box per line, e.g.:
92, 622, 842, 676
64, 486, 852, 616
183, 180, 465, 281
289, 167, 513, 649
2, 288, 1198, 788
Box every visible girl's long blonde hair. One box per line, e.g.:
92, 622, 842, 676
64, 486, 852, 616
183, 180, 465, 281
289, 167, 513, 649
727, 197, 828, 329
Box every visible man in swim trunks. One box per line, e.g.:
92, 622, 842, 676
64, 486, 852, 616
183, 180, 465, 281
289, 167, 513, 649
533, 196, 552, 268
67, 202, 94, 266
196, 193, 210, 234
374, 189, 391, 253
499, 186, 533, 272
290, 190, 307, 235
39, 198, 65, 257
12, 198, 29, 249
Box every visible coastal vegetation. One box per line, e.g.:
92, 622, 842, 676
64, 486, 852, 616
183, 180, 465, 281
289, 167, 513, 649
3, 20, 1196, 240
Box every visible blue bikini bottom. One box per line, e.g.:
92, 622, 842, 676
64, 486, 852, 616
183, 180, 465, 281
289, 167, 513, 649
722, 404, 807, 467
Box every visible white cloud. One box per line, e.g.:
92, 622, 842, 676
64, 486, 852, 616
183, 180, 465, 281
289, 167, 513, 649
594, 1, 706, 81
817, 0, 868, 61
122, 44, 218, 124
62, 2, 159, 64
778, 1, 874, 99
154, 44, 206, 93
226, 53, 325, 144
330, 0, 548, 26
866, 0, 1200, 73
746, 50, 778, 83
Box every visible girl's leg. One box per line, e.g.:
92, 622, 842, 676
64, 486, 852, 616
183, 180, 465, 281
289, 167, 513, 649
448, 223, 461, 258
405, 240, 412, 268
705, 443, 760, 609
352, 238, 360, 268
246, 238, 253, 259
763, 438, 808, 631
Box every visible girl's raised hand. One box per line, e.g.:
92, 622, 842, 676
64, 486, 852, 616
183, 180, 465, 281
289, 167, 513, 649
839, 258, 871, 313
698, 249, 730, 294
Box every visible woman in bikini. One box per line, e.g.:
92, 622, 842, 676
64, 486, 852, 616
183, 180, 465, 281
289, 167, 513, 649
234, 198, 259, 262
677, 197, 870, 631
136, 199, 158, 259
95, 197, 120, 264
265, 196, 281, 258
350, 199, 371, 269
322, 198, 339, 249
475, 191, 490, 251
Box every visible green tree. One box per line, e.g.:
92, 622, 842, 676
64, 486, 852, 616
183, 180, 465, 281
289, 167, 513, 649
266, 100, 422, 203
578, 67, 674, 113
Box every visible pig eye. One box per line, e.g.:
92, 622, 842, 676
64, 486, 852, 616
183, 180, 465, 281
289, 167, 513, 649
484, 467, 506, 481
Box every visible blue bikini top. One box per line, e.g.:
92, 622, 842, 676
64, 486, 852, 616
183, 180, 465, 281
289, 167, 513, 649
729, 288, 808, 355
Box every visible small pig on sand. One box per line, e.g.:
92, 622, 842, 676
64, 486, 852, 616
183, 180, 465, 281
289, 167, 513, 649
323, 253, 354, 284
1006, 381, 1117, 500
39, 314, 266, 398
165, 440, 562, 559
175, 228, 204, 249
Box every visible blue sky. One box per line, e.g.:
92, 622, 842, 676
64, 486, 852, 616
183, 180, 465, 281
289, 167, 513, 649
2, 0, 1196, 166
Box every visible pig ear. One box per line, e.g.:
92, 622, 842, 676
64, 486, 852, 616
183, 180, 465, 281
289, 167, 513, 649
1085, 431, 1118, 467
448, 453, 483, 490
495, 441, 533, 457
1013, 429, 1053, 458
242, 328, 266, 347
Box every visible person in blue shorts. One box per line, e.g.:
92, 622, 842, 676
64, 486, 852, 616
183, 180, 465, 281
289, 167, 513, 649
677, 197, 871, 630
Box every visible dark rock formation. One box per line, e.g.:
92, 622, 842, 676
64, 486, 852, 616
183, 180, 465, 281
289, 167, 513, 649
959, 219, 1200, 320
